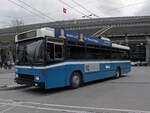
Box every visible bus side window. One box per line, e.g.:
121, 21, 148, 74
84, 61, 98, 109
47, 43, 54, 60
55, 45, 63, 59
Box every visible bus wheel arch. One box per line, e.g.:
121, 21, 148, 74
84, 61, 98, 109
115, 67, 121, 78
70, 70, 83, 89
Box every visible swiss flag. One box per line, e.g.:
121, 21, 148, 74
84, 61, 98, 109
63, 8, 67, 14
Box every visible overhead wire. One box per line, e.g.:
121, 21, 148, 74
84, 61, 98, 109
7, 0, 51, 22
7, 0, 149, 24
71, 0, 100, 18
70, 0, 149, 18
16, 0, 55, 21
58, 0, 92, 19
59, 0, 148, 19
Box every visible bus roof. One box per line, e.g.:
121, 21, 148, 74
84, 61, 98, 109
16, 27, 130, 50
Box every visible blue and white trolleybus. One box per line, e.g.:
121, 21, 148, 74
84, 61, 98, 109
15, 27, 131, 89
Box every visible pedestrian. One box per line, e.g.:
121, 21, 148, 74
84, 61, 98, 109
7, 60, 11, 69
4, 60, 8, 69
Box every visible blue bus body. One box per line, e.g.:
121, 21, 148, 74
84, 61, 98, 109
15, 60, 131, 89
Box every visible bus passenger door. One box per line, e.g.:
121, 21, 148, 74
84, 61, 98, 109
46, 42, 66, 89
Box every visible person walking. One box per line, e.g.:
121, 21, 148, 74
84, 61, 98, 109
7, 60, 11, 69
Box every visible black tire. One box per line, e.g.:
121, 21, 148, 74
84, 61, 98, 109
70, 71, 82, 89
115, 68, 121, 78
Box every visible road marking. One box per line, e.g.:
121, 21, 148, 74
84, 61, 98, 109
0, 106, 16, 113
22, 101, 150, 113
6, 84, 21, 88
0, 105, 7, 108
0, 98, 150, 113
0, 84, 18, 88
0, 102, 91, 113
0, 84, 28, 90
0, 99, 14, 102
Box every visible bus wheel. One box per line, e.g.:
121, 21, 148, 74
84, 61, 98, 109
115, 68, 121, 78
70, 71, 82, 89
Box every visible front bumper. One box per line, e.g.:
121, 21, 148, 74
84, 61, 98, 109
15, 78, 34, 86
15, 74, 45, 88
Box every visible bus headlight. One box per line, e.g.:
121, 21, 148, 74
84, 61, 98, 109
15, 74, 19, 78
35, 76, 40, 81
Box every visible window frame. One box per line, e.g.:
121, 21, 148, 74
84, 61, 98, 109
46, 41, 64, 62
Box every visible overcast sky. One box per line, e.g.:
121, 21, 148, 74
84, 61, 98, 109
0, 0, 149, 28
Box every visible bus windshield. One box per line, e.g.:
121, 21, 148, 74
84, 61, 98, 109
16, 39, 45, 66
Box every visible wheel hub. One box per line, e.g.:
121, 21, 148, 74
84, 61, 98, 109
73, 76, 80, 85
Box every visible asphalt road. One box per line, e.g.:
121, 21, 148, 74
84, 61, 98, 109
0, 66, 150, 113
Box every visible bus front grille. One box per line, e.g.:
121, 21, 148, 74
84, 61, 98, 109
15, 74, 34, 85
18, 74, 34, 80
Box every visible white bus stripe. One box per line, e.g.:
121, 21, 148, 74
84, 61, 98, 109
16, 60, 130, 69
